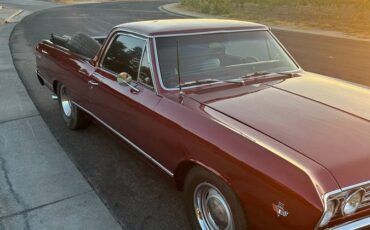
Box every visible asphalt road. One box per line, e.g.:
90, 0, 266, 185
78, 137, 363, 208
272, 29, 370, 87
8, 1, 370, 230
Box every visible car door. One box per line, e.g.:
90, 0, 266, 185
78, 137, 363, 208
88, 33, 163, 157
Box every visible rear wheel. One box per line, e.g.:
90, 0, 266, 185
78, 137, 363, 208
184, 167, 248, 230
57, 83, 89, 130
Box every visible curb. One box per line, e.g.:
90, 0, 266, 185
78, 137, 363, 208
5, 9, 24, 23
160, 3, 370, 43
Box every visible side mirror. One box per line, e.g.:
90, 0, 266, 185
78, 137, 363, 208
117, 72, 140, 93
117, 72, 132, 85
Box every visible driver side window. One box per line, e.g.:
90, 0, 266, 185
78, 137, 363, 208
102, 34, 146, 80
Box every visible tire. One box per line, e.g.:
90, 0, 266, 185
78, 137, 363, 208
67, 33, 101, 59
57, 83, 89, 130
184, 166, 248, 230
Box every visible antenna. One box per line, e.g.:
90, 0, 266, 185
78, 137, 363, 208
176, 40, 183, 98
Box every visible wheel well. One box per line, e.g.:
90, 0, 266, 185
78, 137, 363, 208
174, 161, 230, 191
174, 161, 197, 191
53, 80, 59, 94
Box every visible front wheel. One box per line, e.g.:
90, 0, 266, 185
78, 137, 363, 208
184, 167, 248, 230
57, 83, 89, 130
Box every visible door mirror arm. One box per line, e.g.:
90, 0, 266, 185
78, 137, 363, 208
117, 72, 140, 93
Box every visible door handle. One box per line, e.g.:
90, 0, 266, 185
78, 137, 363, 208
88, 80, 99, 86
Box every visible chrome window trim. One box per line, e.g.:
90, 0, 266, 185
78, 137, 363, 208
72, 101, 174, 177
145, 39, 159, 95
315, 180, 370, 230
137, 45, 155, 90
137, 41, 147, 80
99, 32, 147, 75
96, 30, 158, 94
152, 29, 302, 92
153, 28, 268, 38
268, 30, 301, 71
96, 28, 136, 65
113, 27, 269, 38
112, 27, 150, 39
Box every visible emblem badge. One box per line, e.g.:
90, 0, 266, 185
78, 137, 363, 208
272, 202, 289, 217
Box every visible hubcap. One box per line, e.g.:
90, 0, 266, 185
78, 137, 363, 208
60, 85, 72, 117
194, 183, 234, 230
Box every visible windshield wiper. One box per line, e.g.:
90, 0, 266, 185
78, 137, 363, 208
242, 71, 298, 79
177, 72, 298, 88
243, 71, 271, 78
179, 79, 219, 87
179, 78, 242, 87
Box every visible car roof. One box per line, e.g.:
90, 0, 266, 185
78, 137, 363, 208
115, 19, 268, 37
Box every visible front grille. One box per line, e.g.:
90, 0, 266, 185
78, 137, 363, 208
359, 186, 370, 210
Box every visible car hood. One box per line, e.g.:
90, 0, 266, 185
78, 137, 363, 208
187, 72, 370, 188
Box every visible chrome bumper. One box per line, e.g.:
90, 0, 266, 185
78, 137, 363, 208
328, 216, 370, 230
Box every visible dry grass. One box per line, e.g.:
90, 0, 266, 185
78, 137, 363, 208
51, 0, 125, 3
181, 0, 370, 38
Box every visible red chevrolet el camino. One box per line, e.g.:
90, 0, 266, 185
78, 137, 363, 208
35, 19, 370, 229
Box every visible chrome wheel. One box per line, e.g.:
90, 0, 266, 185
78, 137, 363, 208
194, 182, 234, 230
59, 85, 72, 118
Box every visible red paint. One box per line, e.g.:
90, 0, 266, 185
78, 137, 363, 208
35, 19, 370, 229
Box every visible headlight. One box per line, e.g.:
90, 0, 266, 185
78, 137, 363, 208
341, 189, 365, 216
319, 199, 337, 227
318, 185, 369, 228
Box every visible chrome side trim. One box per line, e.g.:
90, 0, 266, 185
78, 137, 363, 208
328, 216, 370, 230
72, 102, 174, 177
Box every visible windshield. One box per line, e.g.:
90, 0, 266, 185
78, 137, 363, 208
156, 31, 299, 89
